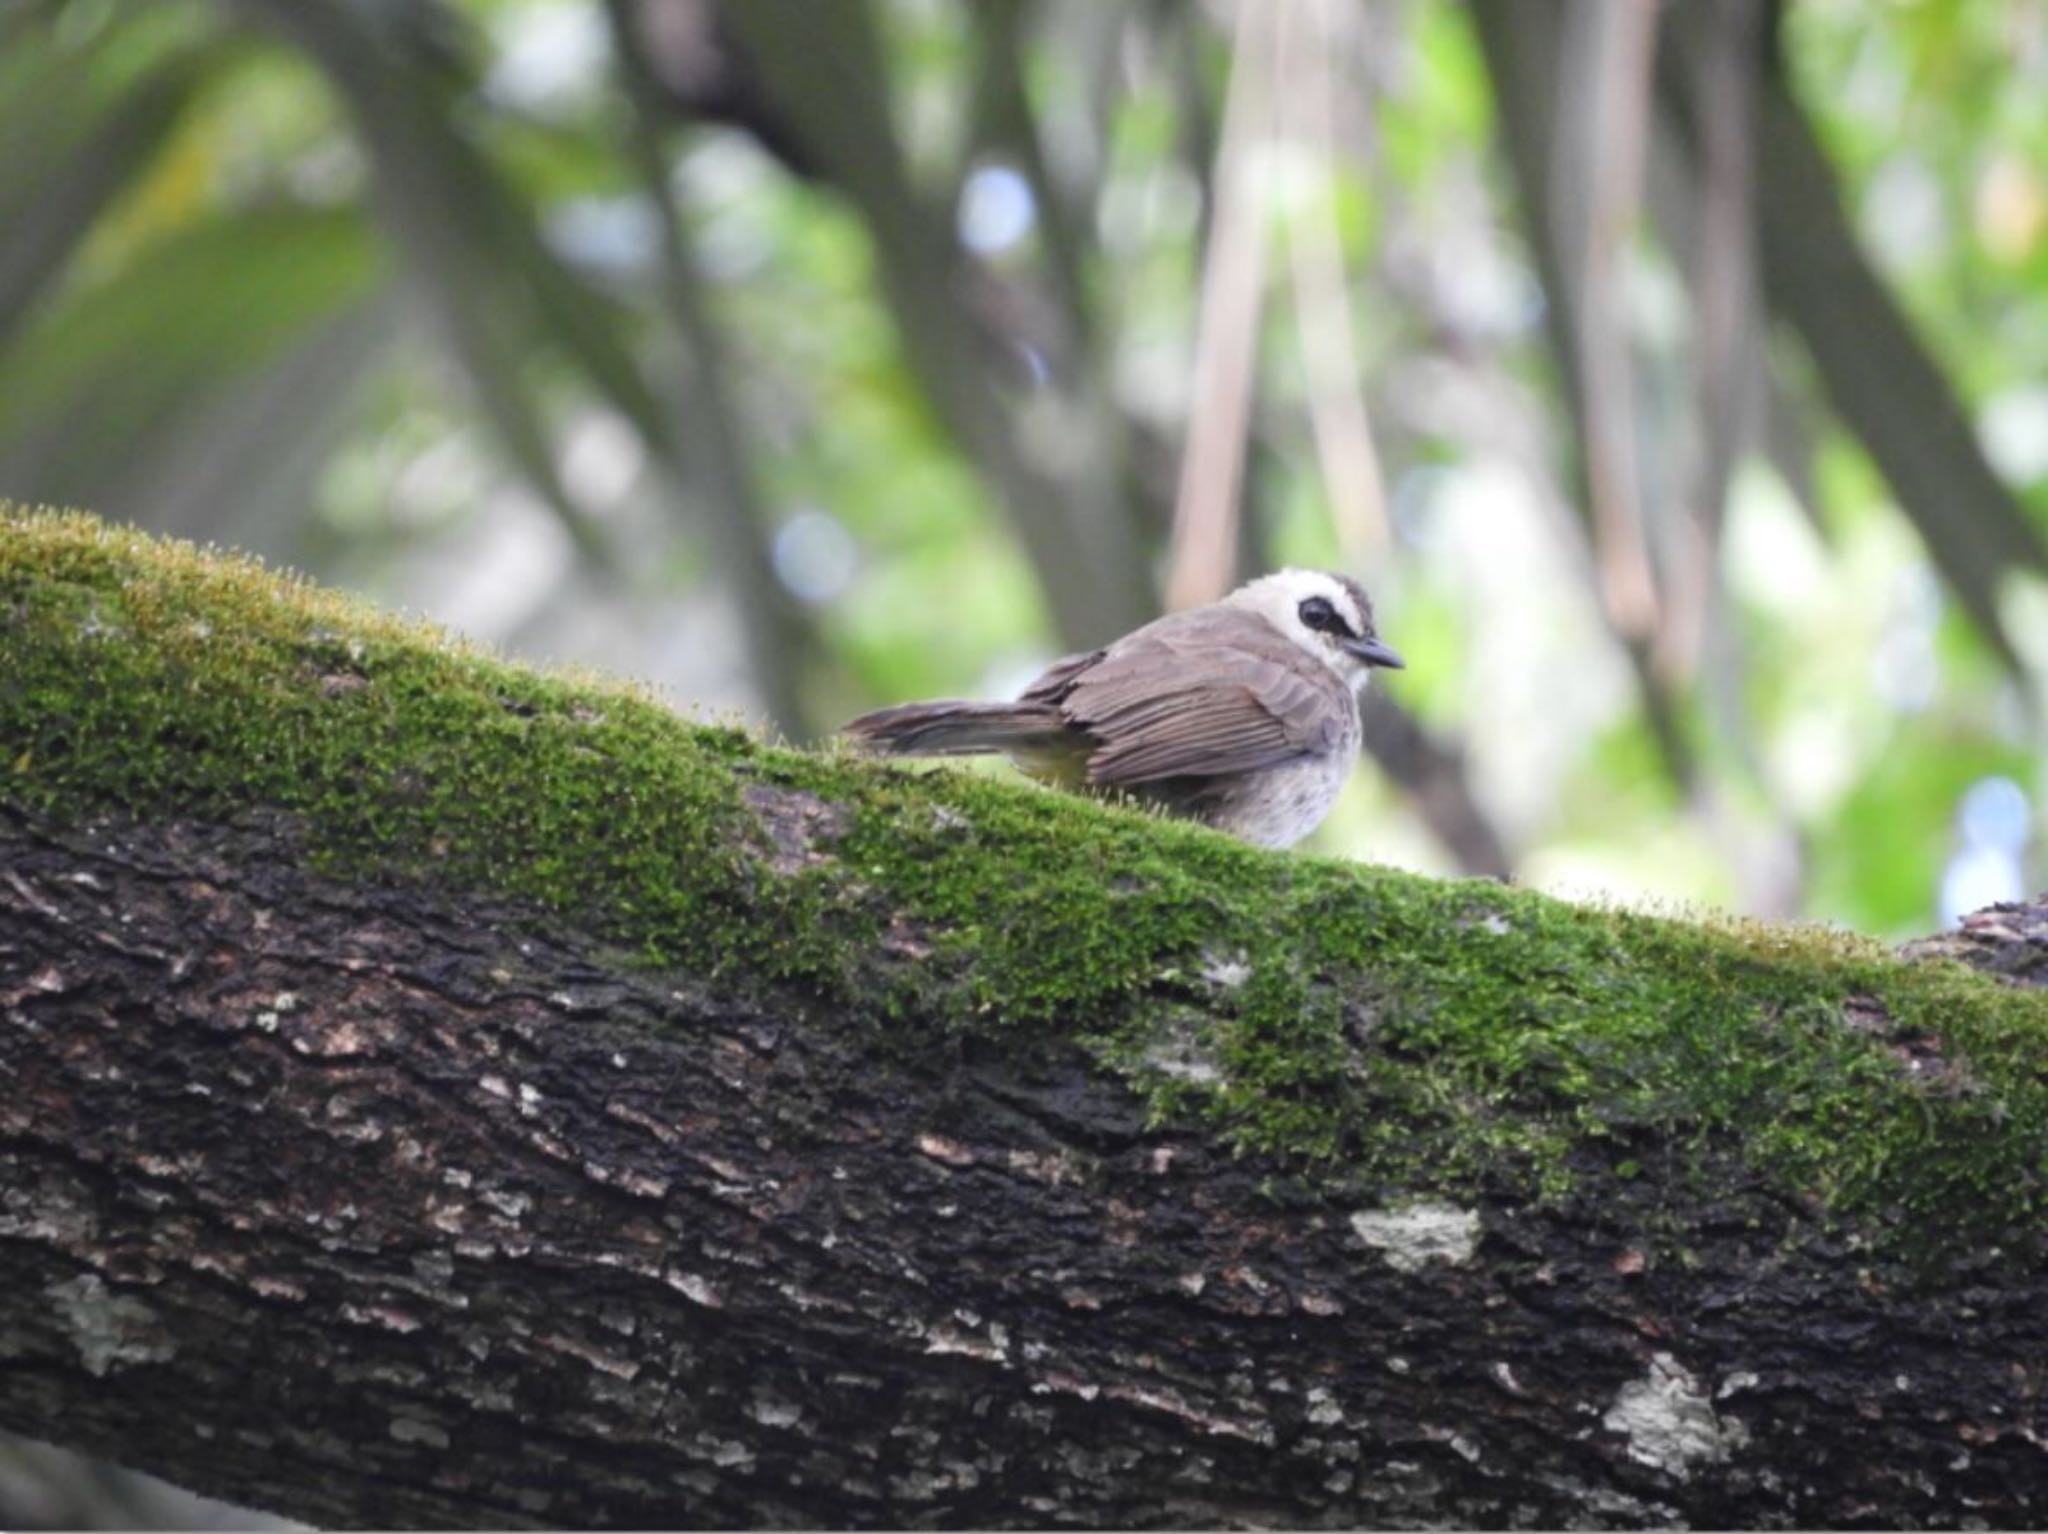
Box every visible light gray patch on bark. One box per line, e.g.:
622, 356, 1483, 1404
46, 1273, 177, 1377
1198, 951, 1252, 988
1349, 1203, 1481, 1272
389, 1413, 451, 1449
1142, 1016, 1221, 1083
1603, 1353, 1750, 1479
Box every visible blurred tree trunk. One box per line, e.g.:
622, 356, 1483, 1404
686, 0, 1160, 651
6, 523, 2048, 1527
1469, 0, 2047, 678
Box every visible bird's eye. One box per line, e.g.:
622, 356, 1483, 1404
1298, 595, 1342, 634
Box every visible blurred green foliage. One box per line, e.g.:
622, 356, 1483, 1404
2, 0, 2044, 938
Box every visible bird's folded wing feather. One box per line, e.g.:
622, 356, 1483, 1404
1049, 613, 1348, 786
1019, 648, 1106, 704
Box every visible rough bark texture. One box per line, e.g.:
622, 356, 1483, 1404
4, 807, 2045, 1531
4, 511, 2048, 1528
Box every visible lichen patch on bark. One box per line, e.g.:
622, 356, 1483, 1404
1602, 1354, 1750, 1480
1348, 1202, 1482, 1272
46, 1274, 177, 1378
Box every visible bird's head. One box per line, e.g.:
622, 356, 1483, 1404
1226, 568, 1404, 690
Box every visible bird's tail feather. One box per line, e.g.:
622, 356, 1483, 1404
842, 700, 1066, 757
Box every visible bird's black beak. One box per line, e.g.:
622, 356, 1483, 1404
1344, 635, 1405, 670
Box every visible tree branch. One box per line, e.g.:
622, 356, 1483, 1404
1649, 2, 2048, 675
4, 509, 2047, 1528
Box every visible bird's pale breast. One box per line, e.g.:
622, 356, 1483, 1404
1197, 726, 1358, 847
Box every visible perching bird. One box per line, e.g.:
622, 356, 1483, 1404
842, 569, 1403, 848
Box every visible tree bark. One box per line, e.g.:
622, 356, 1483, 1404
3, 511, 2047, 1529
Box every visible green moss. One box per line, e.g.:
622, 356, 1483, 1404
5, 505, 2047, 1260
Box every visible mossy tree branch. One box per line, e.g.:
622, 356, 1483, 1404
2, 509, 2046, 1528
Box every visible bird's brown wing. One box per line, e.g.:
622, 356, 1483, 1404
1018, 647, 1107, 706
1039, 609, 1351, 787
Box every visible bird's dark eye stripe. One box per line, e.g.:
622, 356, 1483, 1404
1297, 595, 1351, 636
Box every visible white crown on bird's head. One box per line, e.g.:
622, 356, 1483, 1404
1224, 569, 1399, 685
